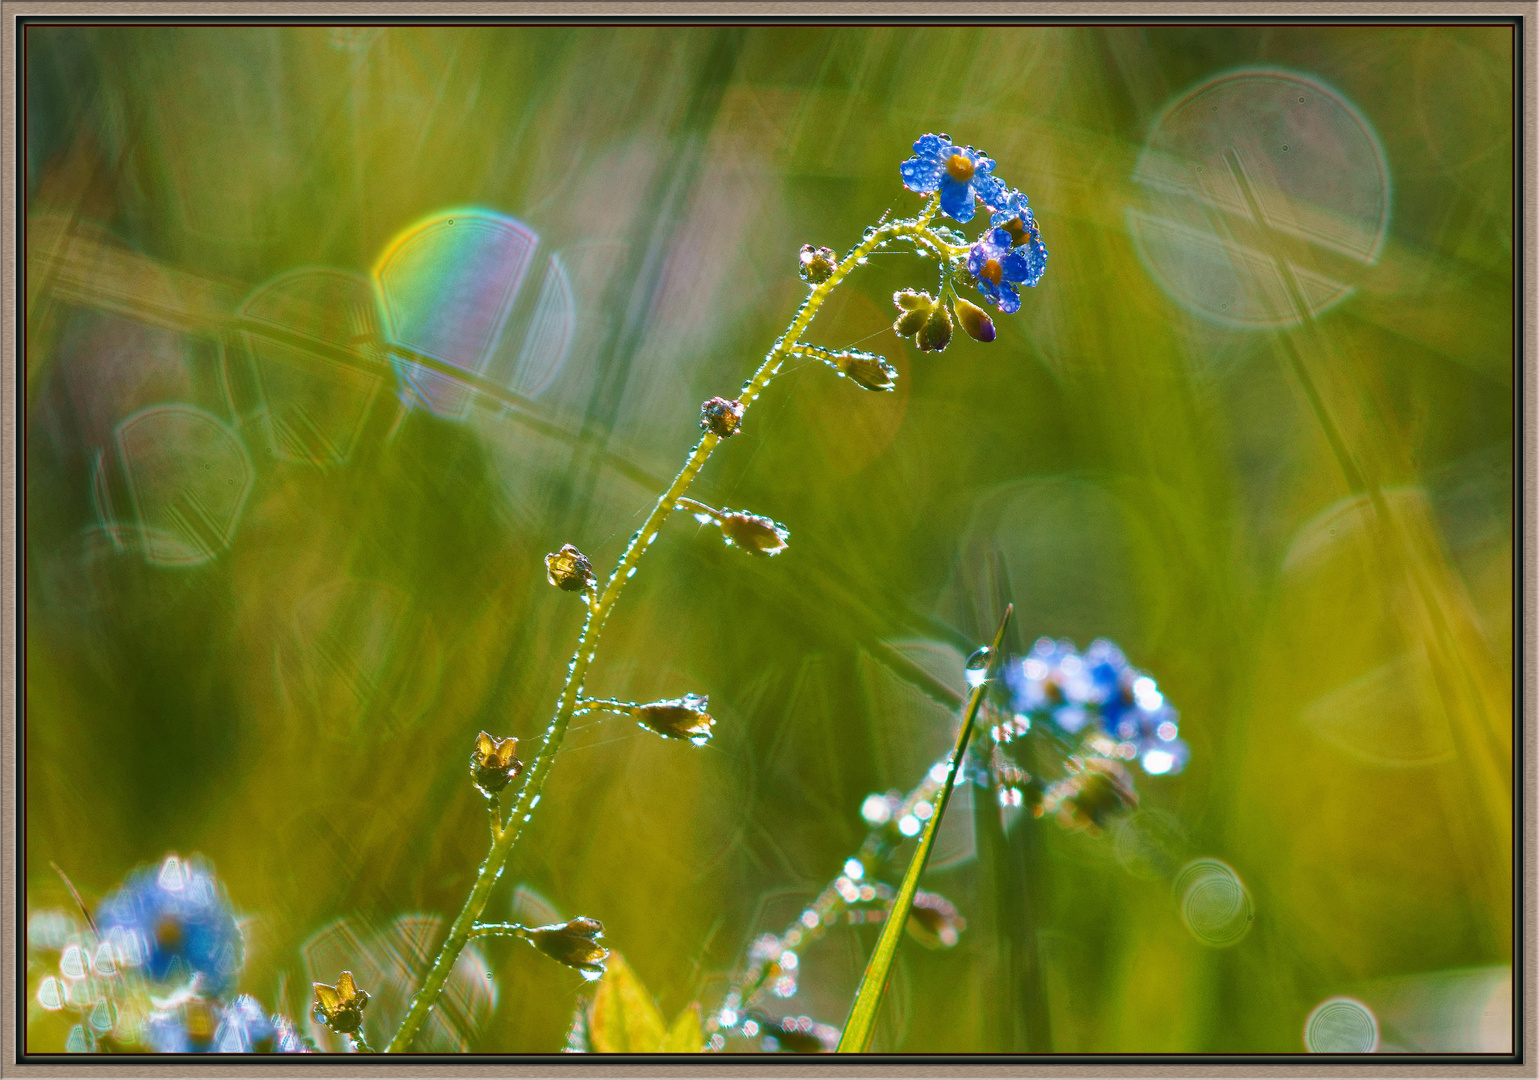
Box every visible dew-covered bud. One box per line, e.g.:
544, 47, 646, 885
700, 397, 745, 438
1041, 756, 1138, 835
905, 890, 967, 949
545, 544, 596, 593
632, 694, 715, 743
719, 511, 790, 556
798, 245, 837, 285
312, 971, 368, 1035
953, 296, 996, 343
999, 214, 1034, 248
523, 917, 609, 980
836, 351, 898, 392
470, 731, 524, 797
917, 302, 953, 353
893, 289, 934, 337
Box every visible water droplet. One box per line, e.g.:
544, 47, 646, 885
626, 567, 637, 578
66, 1025, 90, 1053
860, 794, 891, 825
60, 944, 86, 980
1305, 997, 1378, 1052
897, 814, 921, 836
964, 646, 993, 686
91, 943, 115, 976
157, 856, 187, 891
843, 858, 864, 880
580, 967, 604, 982
36, 977, 62, 1010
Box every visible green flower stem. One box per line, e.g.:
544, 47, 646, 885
573, 698, 635, 716
468, 923, 529, 940
384, 194, 942, 1053
351, 1031, 376, 1054
487, 800, 501, 844
674, 496, 723, 520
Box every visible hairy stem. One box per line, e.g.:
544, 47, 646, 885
468, 923, 529, 940
574, 698, 635, 716
674, 496, 722, 520
385, 195, 941, 1052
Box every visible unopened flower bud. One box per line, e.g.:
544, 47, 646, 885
1042, 756, 1138, 835
700, 397, 745, 438
632, 694, 715, 744
312, 972, 368, 1035
523, 917, 609, 979
545, 544, 596, 593
470, 731, 524, 797
798, 245, 837, 285
917, 302, 953, 353
905, 890, 967, 949
953, 296, 996, 343
833, 350, 897, 392
719, 511, 790, 556
893, 290, 934, 337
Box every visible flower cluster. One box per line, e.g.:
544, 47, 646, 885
822, 130, 1049, 372
1001, 637, 1190, 778
32, 855, 311, 1053
94, 855, 244, 999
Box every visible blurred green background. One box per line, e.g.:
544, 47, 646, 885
24, 24, 1513, 1054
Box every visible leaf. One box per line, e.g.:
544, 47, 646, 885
835, 605, 1012, 1054
588, 951, 703, 1053
661, 1002, 704, 1052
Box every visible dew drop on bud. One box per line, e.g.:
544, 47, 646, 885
964, 646, 993, 687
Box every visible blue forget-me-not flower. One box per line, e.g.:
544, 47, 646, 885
899, 134, 998, 223
95, 855, 244, 999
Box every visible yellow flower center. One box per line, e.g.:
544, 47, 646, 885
981, 258, 1003, 285
945, 153, 975, 182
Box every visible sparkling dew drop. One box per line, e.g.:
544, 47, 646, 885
964, 646, 993, 687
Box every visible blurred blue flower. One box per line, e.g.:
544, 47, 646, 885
145, 997, 218, 1053
965, 228, 1045, 314
1004, 638, 1188, 776
146, 995, 310, 1054
214, 995, 275, 1052
95, 855, 244, 998
899, 134, 997, 223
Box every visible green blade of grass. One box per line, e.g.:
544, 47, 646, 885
836, 604, 1013, 1054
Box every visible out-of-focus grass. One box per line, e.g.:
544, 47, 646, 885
24, 25, 1512, 1053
